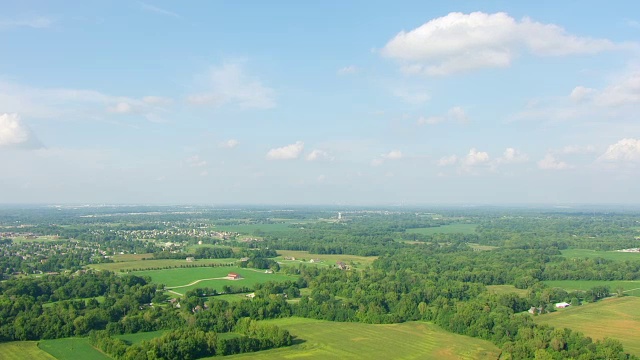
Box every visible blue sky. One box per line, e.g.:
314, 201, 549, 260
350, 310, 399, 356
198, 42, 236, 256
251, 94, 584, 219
1, 1, 640, 205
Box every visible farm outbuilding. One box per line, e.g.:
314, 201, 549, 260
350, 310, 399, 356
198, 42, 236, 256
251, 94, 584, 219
555, 302, 570, 308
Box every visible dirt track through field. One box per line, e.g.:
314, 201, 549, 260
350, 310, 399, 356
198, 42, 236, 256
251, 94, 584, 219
165, 277, 231, 289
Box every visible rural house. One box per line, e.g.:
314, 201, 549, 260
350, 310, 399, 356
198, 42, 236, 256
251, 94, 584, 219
227, 272, 242, 280
555, 302, 570, 308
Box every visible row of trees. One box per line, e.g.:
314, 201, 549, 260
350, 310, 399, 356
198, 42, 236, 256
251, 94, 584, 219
89, 318, 292, 360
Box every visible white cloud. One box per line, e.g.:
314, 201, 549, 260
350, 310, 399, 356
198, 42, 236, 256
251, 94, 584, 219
569, 86, 596, 102
0, 81, 170, 122
382, 150, 403, 160
0, 113, 41, 148
593, 72, 640, 107
555, 145, 597, 155
382, 12, 622, 76
538, 154, 569, 170
372, 150, 403, 166
139, 2, 181, 18
266, 141, 304, 160
219, 139, 239, 149
142, 96, 173, 105
337, 66, 358, 75
187, 62, 276, 109
437, 155, 458, 166
513, 70, 640, 123
108, 102, 133, 114
393, 89, 430, 105
0, 16, 53, 30
463, 148, 490, 166
418, 106, 468, 125
306, 149, 332, 161
186, 155, 207, 167
599, 138, 640, 162
498, 147, 528, 164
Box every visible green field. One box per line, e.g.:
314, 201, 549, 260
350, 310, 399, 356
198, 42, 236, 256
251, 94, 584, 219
0, 342, 55, 360
43, 296, 105, 309
210, 293, 252, 302
543, 280, 640, 296
39, 338, 110, 360
468, 243, 498, 251
406, 223, 477, 235
217, 317, 500, 360
89, 258, 237, 272
117, 330, 166, 344
535, 296, 640, 356
12, 236, 61, 243
132, 267, 297, 295
275, 250, 377, 269
214, 223, 300, 234
562, 249, 640, 261
486, 285, 529, 297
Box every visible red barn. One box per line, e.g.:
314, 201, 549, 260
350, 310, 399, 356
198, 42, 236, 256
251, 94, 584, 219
227, 272, 242, 280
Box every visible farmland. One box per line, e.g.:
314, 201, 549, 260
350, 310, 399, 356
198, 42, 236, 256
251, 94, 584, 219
275, 250, 377, 269
543, 280, 640, 296
486, 285, 529, 297
561, 249, 640, 262
535, 296, 640, 356
0, 342, 55, 360
214, 223, 302, 234
218, 317, 500, 360
38, 338, 111, 360
116, 330, 166, 344
132, 266, 297, 295
89, 258, 237, 272
405, 223, 477, 235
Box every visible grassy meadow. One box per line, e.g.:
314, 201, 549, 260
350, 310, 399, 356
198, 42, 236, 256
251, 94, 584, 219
217, 317, 500, 360
214, 223, 301, 234
405, 223, 477, 235
89, 258, 237, 272
535, 296, 640, 356
0, 342, 56, 360
561, 249, 640, 262
132, 266, 297, 295
12, 235, 61, 244
38, 338, 110, 360
117, 330, 166, 344
486, 285, 529, 297
543, 280, 640, 296
275, 250, 377, 269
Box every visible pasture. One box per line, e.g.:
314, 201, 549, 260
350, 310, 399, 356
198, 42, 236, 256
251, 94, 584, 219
275, 250, 377, 269
117, 330, 166, 344
38, 338, 110, 360
561, 249, 640, 262
218, 317, 500, 360
0, 342, 55, 360
214, 223, 300, 234
12, 235, 61, 244
132, 266, 297, 295
89, 258, 237, 272
543, 280, 640, 296
486, 285, 529, 297
405, 223, 477, 235
535, 296, 640, 356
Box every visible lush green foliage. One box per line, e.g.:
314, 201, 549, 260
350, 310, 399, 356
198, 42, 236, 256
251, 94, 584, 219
3, 206, 640, 359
